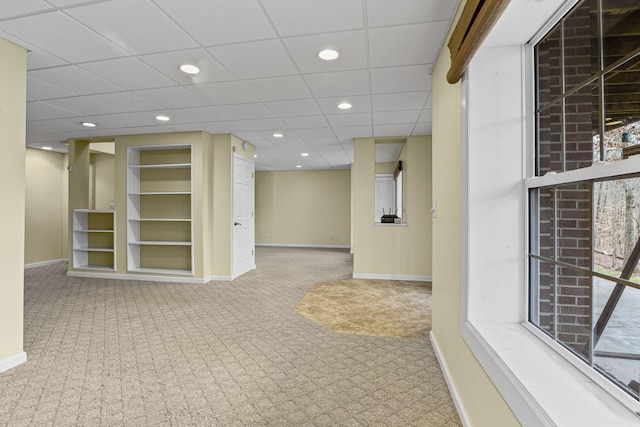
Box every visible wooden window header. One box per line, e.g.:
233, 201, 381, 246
447, 0, 511, 84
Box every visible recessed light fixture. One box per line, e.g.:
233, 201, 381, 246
156, 115, 170, 121
41, 146, 53, 150
318, 49, 339, 61
337, 102, 352, 110
179, 64, 200, 75
81, 122, 96, 127
301, 153, 309, 157
254, 154, 257, 158
273, 133, 284, 138
296, 165, 302, 168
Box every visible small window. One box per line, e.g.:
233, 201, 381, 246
529, 0, 640, 402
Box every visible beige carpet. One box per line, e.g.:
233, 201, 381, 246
0, 247, 461, 426
296, 279, 431, 338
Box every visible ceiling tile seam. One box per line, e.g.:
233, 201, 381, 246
361, 0, 374, 143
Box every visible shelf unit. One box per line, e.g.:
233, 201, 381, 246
127, 144, 194, 275
72, 209, 116, 271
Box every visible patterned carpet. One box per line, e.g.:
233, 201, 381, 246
0, 247, 461, 426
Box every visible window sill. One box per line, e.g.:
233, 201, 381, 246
373, 222, 408, 227
462, 321, 640, 426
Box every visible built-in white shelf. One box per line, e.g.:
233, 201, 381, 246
127, 144, 194, 275
72, 209, 116, 271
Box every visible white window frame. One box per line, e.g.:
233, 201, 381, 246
458, 0, 640, 424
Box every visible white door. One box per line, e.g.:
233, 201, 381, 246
233, 154, 255, 278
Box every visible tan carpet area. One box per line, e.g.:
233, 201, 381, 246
296, 279, 432, 338
0, 247, 461, 426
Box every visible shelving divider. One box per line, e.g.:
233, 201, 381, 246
126, 144, 194, 276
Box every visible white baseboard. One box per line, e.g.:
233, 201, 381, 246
256, 243, 351, 249
205, 275, 233, 282
430, 332, 471, 427
67, 271, 207, 284
352, 273, 432, 281
0, 351, 27, 374
24, 259, 67, 269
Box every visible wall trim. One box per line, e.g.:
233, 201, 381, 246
204, 275, 233, 282
352, 273, 431, 281
0, 351, 27, 374
24, 259, 67, 269
67, 271, 209, 284
256, 243, 350, 249
430, 332, 471, 427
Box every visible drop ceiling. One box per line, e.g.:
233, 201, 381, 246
0, 0, 458, 171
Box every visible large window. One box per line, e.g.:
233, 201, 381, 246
529, 0, 640, 402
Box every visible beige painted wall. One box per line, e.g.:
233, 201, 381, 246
430, 4, 519, 425
0, 37, 26, 364
25, 149, 66, 265
352, 136, 432, 278
255, 170, 351, 247
90, 152, 115, 211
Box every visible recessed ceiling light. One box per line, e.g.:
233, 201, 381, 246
301, 153, 309, 157
81, 122, 96, 127
337, 102, 352, 110
41, 146, 53, 150
254, 154, 257, 158
179, 64, 200, 75
273, 133, 284, 138
318, 49, 339, 61
296, 165, 302, 168
156, 115, 170, 121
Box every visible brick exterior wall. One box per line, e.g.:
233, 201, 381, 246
534, 1, 596, 356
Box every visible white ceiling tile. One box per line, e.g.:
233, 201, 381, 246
30, 65, 124, 95
26, 119, 80, 136
371, 65, 431, 94
366, 0, 457, 27
96, 112, 157, 128
333, 126, 373, 138
79, 57, 176, 90
284, 30, 367, 74
140, 49, 233, 85
186, 82, 259, 105
316, 95, 372, 115
25, 46, 69, 70
0, 1, 52, 19
265, 99, 322, 117
66, 0, 198, 55
261, 0, 363, 36
311, 144, 346, 154
86, 92, 162, 112
217, 103, 275, 120
368, 22, 449, 68
294, 128, 336, 139
301, 137, 340, 145
242, 76, 312, 102
372, 92, 429, 112
207, 40, 297, 80
27, 77, 76, 101
172, 106, 232, 123
282, 116, 329, 129
27, 101, 77, 119
213, 118, 287, 132
326, 113, 372, 127
42, 97, 119, 116
413, 123, 432, 135
154, 0, 276, 46
0, 12, 127, 63
418, 109, 432, 123
373, 110, 421, 125
304, 70, 370, 98
373, 123, 415, 137
134, 86, 209, 109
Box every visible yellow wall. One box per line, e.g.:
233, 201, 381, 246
352, 136, 432, 278
90, 152, 115, 211
255, 170, 351, 247
0, 37, 26, 364
430, 4, 519, 425
25, 149, 66, 265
